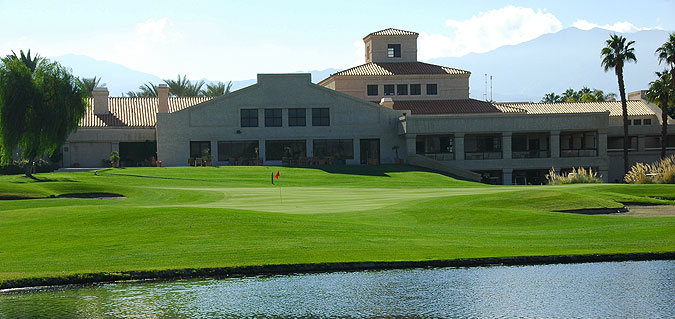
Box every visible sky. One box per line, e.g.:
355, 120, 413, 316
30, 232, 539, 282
1, 0, 673, 82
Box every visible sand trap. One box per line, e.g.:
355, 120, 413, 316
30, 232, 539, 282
558, 204, 675, 217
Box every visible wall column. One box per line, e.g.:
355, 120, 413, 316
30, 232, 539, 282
454, 133, 465, 162
637, 135, 645, 152
259, 139, 266, 164
405, 134, 416, 157
598, 130, 608, 157
550, 131, 560, 158
503, 168, 513, 185
306, 139, 314, 158
502, 132, 512, 159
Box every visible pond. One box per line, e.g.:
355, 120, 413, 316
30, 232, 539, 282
1, 260, 673, 318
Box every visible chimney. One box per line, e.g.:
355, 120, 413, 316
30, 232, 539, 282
92, 87, 109, 114
157, 84, 169, 113
379, 97, 394, 109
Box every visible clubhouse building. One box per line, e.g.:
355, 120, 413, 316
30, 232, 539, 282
63, 28, 675, 184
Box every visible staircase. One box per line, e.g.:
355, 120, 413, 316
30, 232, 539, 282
407, 155, 481, 182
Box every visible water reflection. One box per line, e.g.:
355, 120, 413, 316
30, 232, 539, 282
1, 260, 673, 318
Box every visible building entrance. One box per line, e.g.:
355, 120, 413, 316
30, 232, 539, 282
360, 139, 380, 165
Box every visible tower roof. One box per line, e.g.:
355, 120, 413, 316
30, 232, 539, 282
364, 28, 418, 38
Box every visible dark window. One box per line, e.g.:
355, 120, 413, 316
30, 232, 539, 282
190, 141, 211, 159
218, 140, 259, 161
426, 84, 438, 95
397, 84, 408, 95
240, 109, 258, 127
387, 44, 401, 58
464, 134, 502, 160
265, 109, 282, 127
265, 140, 306, 161
633, 119, 642, 125
560, 131, 597, 157
313, 139, 354, 160
512, 133, 550, 158
607, 136, 637, 151
415, 135, 454, 160
410, 84, 421, 95
384, 85, 395, 96
312, 108, 330, 126
288, 108, 306, 127
367, 85, 378, 96
644, 119, 652, 125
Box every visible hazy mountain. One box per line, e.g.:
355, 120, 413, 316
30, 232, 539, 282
428, 27, 671, 102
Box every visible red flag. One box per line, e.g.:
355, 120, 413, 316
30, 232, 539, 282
275, 171, 280, 179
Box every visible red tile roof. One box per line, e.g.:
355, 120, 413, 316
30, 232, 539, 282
331, 62, 469, 76
498, 101, 658, 117
80, 97, 212, 128
366, 28, 419, 37
389, 99, 526, 115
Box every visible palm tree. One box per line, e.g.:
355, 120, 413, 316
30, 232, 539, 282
656, 32, 675, 114
646, 71, 673, 159
3, 49, 42, 72
561, 88, 578, 102
164, 74, 204, 97
602, 34, 637, 176
202, 81, 232, 97
125, 82, 157, 97
80, 76, 105, 97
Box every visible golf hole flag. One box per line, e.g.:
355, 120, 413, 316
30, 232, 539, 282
272, 171, 279, 184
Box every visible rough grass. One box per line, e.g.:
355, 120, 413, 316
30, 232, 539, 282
0, 165, 674, 282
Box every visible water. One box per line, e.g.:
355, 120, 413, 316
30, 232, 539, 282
1, 260, 673, 318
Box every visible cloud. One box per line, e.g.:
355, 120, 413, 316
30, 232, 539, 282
136, 18, 174, 42
572, 19, 662, 33
418, 6, 562, 60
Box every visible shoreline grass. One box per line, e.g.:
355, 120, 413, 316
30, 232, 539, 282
1, 165, 674, 287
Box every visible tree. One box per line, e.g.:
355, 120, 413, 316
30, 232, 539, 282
81, 76, 105, 97
656, 32, 675, 117
646, 71, 673, 159
125, 82, 157, 97
602, 34, 637, 176
0, 52, 87, 177
561, 88, 579, 102
164, 74, 204, 97
202, 81, 232, 97
541, 92, 561, 103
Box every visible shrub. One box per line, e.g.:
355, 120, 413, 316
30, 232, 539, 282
625, 156, 675, 184
0, 159, 59, 175
546, 167, 603, 185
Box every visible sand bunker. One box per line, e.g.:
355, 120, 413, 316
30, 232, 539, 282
559, 203, 675, 217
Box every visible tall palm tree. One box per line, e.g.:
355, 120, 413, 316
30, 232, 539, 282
646, 71, 672, 159
163, 74, 204, 97
561, 88, 578, 102
80, 76, 105, 97
202, 81, 232, 97
3, 49, 42, 72
656, 32, 675, 114
125, 82, 157, 97
602, 34, 637, 176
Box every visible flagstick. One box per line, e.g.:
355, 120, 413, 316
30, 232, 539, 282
279, 176, 282, 203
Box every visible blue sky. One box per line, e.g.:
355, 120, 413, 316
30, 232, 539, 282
1, 0, 673, 81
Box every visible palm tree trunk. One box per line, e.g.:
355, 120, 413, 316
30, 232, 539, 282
662, 95, 668, 159
617, 67, 629, 177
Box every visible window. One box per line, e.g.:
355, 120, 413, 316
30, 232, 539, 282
633, 119, 642, 125
415, 135, 454, 160
367, 85, 378, 96
644, 119, 652, 125
312, 108, 329, 126
190, 141, 211, 159
384, 85, 395, 96
387, 44, 401, 58
397, 84, 408, 95
464, 134, 502, 160
410, 84, 421, 95
512, 133, 550, 158
607, 136, 637, 150
426, 84, 438, 95
560, 131, 597, 157
218, 140, 259, 161
288, 108, 306, 127
240, 109, 258, 127
313, 139, 354, 160
265, 140, 306, 160
265, 109, 282, 127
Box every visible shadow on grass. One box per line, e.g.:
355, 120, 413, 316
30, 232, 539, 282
10, 176, 79, 183
313, 164, 452, 178
99, 171, 233, 183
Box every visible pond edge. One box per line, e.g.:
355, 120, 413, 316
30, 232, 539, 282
2, 252, 674, 290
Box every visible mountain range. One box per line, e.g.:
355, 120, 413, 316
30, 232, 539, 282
50, 27, 672, 101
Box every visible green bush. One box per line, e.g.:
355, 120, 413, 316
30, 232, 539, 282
546, 167, 602, 185
0, 159, 59, 175
625, 156, 675, 184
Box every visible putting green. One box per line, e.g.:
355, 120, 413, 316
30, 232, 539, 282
160, 186, 518, 214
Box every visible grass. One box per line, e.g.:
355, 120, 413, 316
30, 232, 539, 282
0, 165, 674, 283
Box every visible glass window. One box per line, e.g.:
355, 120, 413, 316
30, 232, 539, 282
313, 139, 354, 160
644, 119, 652, 125
397, 84, 408, 95
387, 44, 401, 58
218, 140, 259, 161
265, 140, 306, 161
384, 85, 394, 96
512, 133, 549, 158
288, 108, 306, 127
633, 119, 642, 125
312, 108, 329, 126
607, 136, 638, 150
426, 84, 438, 95
464, 134, 502, 160
560, 131, 597, 157
265, 108, 282, 127
367, 85, 378, 96
240, 109, 258, 127
190, 141, 211, 158
410, 84, 421, 95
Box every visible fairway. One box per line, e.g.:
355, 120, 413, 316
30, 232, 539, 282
0, 165, 674, 286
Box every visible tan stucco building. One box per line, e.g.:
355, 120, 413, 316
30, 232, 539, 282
63, 28, 675, 185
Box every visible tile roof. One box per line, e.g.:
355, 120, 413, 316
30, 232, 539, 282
79, 97, 212, 128
498, 101, 657, 117
366, 28, 419, 37
388, 99, 526, 115
332, 62, 470, 76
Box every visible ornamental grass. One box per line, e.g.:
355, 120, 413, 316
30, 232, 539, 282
625, 156, 675, 184
546, 167, 602, 185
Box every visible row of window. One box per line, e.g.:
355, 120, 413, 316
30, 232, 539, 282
241, 108, 329, 128
190, 139, 354, 161
367, 84, 437, 96
628, 118, 652, 126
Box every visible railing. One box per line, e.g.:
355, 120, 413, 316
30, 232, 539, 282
560, 149, 598, 157
512, 150, 550, 159
420, 153, 454, 161
465, 152, 502, 160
